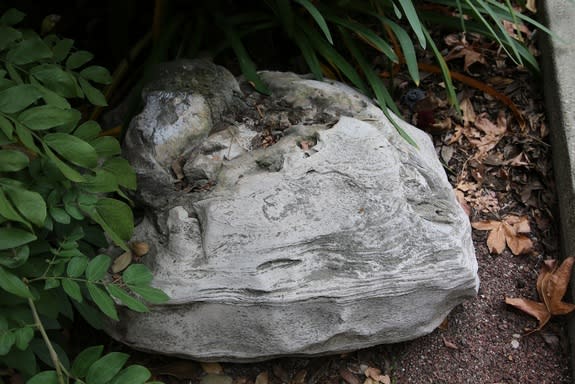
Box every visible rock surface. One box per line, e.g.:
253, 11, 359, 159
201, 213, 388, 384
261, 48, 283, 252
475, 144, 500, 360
112, 59, 479, 362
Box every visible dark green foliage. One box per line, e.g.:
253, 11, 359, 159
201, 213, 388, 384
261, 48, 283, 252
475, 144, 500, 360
0, 9, 167, 384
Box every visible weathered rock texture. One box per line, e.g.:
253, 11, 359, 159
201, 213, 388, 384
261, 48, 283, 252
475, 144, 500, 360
112, 59, 479, 362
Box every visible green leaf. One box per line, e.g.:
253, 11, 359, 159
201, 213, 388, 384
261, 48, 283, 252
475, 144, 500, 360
6, 37, 52, 65
109, 365, 151, 384
327, 15, 397, 62
49, 206, 70, 224
0, 150, 28, 172
1, 9, 25, 26
122, 264, 152, 286
86, 352, 129, 384
218, 20, 269, 94
44, 133, 98, 169
15, 123, 39, 153
80, 66, 112, 84
19, 105, 81, 131
384, 18, 419, 85
66, 50, 94, 70
0, 26, 22, 50
129, 285, 169, 304
0, 188, 30, 229
0, 330, 15, 355
5, 62, 23, 84
74, 121, 101, 141
52, 38, 74, 62
42, 143, 85, 182
0, 115, 14, 139
72, 300, 104, 330
1, 347, 37, 376
102, 158, 137, 190
299, 21, 368, 93
30, 64, 78, 98
26, 370, 58, 384
294, 0, 333, 44
62, 279, 83, 303
0, 245, 29, 268
4, 186, 47, 227
422, 26, 458, 110
34, 84, 71, 109
107, 285, 149, 313
396, 0, 426, 49
14, 326, 34, 350
0, 228, 36, 251
87, 282, 118, 320
95, 198, 133, 242
0, 265, 32, 298
0, 84, 42, 113
70, 345, 104, 378
78, 77, 107, 106
90, 136, 121, 157
67, 255, 88, 277
85, 254, 111, 281
44, 278, 59, 289
81, 170, 119, 193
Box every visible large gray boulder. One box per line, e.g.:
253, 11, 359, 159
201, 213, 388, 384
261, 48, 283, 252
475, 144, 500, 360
112, 59, 479, 362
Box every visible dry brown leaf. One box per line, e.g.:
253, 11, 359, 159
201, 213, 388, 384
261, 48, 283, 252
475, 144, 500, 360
201, 363, 223, 375
130, 241, 150, 257
291, 370, 307, 384
255, 372, 269, 384
340, 369, 360, 384
111, 251, 132, 273
472, 215, 533, 255
505, 297, 551, 330
460, 98, 476, 126
364, 367, 390, 384
486, 223, 506, 254
541, 257, 575, 315
442, 336, 459, 350
506, 257, 575, 331
526, 0, 537, 13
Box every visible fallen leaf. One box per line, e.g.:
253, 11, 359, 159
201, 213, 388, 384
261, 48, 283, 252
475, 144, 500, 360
364, 367, 390, 384
506, 257, 575, 331
201, 362, 224, 375
111, 251, 132, 273
340, 369, 360, 384
291, 370, 307, 384
444, 34, 487, 71
255, 372, 269, 384
130, 241, 150, 257
471, 215, 533, 255
442, 336, 459, 350
460, 98, 476, 126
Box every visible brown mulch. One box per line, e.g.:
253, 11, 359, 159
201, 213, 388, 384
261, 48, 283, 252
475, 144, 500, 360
114, 30, 573, 384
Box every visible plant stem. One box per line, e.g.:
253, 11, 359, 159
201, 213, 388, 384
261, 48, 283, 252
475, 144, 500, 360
27, 297, 66, 384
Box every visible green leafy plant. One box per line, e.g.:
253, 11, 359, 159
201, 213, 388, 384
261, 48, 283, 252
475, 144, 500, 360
109, 0, 548, 146
0, 9, 167, 384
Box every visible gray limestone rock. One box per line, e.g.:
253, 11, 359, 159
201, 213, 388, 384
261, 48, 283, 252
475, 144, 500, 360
113, 59, 479, 362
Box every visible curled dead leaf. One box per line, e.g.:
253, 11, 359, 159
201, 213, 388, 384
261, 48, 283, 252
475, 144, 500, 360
111, 251, 132, 273
255, 372, 269, 384
364, 367, 390, 384
442, 336, 459, 350
201, 362, 223, 375
340, 369, 360, 384
130, 241, 150, 257
506, 257, 575, 332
